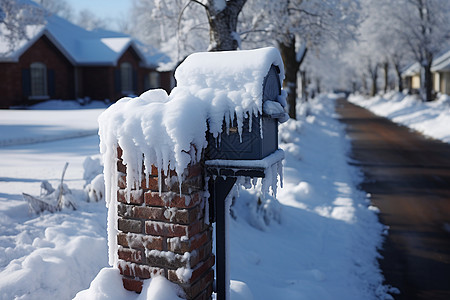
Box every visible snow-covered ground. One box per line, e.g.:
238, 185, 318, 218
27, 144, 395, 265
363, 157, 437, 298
0, 95, 392, 300
349, 92, 450, 144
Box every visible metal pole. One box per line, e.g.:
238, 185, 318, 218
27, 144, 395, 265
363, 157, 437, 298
210, 176, 236, 300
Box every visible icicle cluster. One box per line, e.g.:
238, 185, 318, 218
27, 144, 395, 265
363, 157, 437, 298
98, 47, 286, 266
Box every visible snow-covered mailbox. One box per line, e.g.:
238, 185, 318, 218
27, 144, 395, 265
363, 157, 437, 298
174, 49, 288, 162
176, 47, 288, 300
98, 47, 286, 300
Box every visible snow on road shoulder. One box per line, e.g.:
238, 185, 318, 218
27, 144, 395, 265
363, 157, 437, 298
349, 92, 450, 143
227, 94, 390, 299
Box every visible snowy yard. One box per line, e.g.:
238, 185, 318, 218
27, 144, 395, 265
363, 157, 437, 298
0, 95, 391, 300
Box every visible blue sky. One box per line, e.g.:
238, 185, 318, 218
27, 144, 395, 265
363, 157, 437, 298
65, 0, 131, 21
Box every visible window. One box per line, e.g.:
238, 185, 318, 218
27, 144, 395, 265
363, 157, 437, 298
30, 62, 48, 98
149, 71, 160, 89
120, 62, 133, 94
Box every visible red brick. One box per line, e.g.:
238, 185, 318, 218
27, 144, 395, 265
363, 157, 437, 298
165, 176, 204, 194
171, 206, 201, 225
117, 159, 127, 173
118, 218, 143, 234
133, 206, 165, 220
117, 232, 164, 250
148, 165, 159, 176
190, 240, 212, 267
118, 247, 143, 263
117, 232, 129, 247
189, 255, 215, 284
141, 176, 159, 191
145, 220, 202, 238
192, 281, 214, 300
145, 191, 204, 209
183, 270, 214, 300
122, 277, 143, 293
146, 250, 191, 269
185, 163, 203, 179
118, 260, 164, 279
117, 203, 132, 218
117, 189, 144, 204
117, 146, 123, 159
167, 230, 211, 254
118, 175, 127, 189
118, 175, 141, 190
144, 192, 165, 206
167, 255, 214, 284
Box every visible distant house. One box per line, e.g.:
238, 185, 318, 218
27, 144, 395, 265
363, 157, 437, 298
431, 50, 450, 95
0, 13, 173, 108
402, 49, 450, 96
402, 62, 421, 93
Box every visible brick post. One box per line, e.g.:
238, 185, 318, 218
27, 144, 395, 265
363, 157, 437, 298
116, 147, 214, 300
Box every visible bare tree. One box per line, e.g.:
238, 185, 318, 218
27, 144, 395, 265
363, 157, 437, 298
382, 0, 450, 100
33, 0, 73, 20
0, 0, 45, 55
76, 9, 107, 31
242, 0, 360, 119
129, 0, 208, 63
129, 0, 246, 64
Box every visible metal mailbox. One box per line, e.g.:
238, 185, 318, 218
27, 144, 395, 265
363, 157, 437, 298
205, 65, 283, 160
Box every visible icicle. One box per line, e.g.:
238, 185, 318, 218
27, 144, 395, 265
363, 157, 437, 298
277, 160, 284, 189
247, 110, 252, 133
270, 163, 278, 198
259, 117, 263, 139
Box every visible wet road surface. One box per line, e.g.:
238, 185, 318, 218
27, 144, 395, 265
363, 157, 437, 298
336, 99, 450, 300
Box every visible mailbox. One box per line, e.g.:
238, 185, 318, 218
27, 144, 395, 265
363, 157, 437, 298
205, 64, 284, 160
174, 47, 288, 162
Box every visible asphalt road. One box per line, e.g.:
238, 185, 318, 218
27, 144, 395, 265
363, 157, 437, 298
336, 99, 450, 300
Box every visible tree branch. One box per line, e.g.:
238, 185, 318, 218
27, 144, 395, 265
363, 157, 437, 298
190, 0, 207, 9
288, 7, 320, 18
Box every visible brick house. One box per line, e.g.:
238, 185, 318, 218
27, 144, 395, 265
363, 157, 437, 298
0, 14, 173, 108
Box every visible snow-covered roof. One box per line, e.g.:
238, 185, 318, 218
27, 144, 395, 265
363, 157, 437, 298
431, 49, 450, 72
402, 62, 420, 77
0, 10, 170, 68
402, 49, 450, 76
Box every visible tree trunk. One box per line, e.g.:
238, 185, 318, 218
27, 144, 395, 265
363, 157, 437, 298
394, 62, 403, 92
362, 75, 368, 94
300, 70, 307, 102
278, 37, 305, 120
316, 78, 321, 95
368, 61, 378, 97
205, 0, 246, 51
383, 61, 389, 93
422, 62, 433, 101
371, 72, 378, 97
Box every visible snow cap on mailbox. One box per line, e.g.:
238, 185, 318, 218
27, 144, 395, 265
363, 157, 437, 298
175, 47, 289, 160
175, 47, 289, 139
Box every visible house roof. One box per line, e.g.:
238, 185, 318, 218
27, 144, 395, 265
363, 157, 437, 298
402, 48, 450, 77
431, 49, 450, 72
0, 3, 170, 68
402, 62, 420, 77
